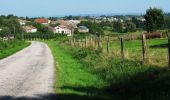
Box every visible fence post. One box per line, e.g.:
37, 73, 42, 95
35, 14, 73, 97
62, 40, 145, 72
142, 34, 147, 64
70, 38, 73, 46
81, 39, 83, 48
77, 40, 79, 47
93, 36, 96, 49
107, 36, 110, 53
89, 36, 92, 48
85, 37, 87, 48
73, 38, 76, 46
98, 36, 102, 50
120, 38, 124, 59
168, 34, 170, 68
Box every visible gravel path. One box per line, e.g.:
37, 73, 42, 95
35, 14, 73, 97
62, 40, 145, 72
0, 41, 54, 99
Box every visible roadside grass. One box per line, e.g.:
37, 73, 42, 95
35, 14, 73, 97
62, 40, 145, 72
46, 40, 112, 100
46, 38, 170, 100
0, 40, 30, 59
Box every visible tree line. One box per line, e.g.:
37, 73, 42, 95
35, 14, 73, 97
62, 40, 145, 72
0, 15, 22, 38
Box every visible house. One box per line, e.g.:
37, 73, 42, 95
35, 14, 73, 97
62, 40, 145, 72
78, 26, 89, 33
0, 28, 2, 31
35, 18, 51, 25
68, 20, 80, 28
22, 26, 37, 33
18, 19, 26, 25
54, 25, 72, 36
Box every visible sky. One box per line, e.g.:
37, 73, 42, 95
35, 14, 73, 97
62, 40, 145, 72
0, 0, 169, 17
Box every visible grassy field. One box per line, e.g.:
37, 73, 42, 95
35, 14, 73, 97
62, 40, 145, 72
46, 38, 170, 100
104, 30, 144, 35
101, 38, 168, 67
0, 40, 30, 59
75, 35, 168, 67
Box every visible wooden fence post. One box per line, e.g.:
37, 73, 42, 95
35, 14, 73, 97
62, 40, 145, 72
73, 38, 75, 46
81, 39, 83, 48
93, 37, 98, 49
168, 34, 170, 68
98, 36, 102, 50
107, 36, 110, 53
142, 34, 147, 64
70, 38, 72, 46
120, 38, 124, 59
89, 36, 93, 48
85, 37, 87, 48
77, 40, 79, 47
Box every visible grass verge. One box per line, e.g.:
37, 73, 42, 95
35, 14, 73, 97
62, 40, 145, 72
46, 40, 112, 100
0, 40, 30, 59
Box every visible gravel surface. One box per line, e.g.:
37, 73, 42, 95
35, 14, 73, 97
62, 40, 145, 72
0, 41, 54, 99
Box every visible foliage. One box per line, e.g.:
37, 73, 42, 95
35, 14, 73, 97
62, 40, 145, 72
113, 20, 125, 33
131, 17, 144, 29
23, 32, 63, 40
125, 21, 137, 32
0, 40, 30, 59
164, 15, 170, 29
144, 8, 165, 32
0, 15, 22, 37
50, 23, 60, 27
26, 22, 52, 33
100, 21, 113, 29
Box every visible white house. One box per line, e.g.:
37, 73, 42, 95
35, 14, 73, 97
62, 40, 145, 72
68, 20, 80, 28
18, 19, 26, 25
78, 26, 89, 33
22, 26, 37, 33
0, 28, 2, 31
54, 25, 72, 36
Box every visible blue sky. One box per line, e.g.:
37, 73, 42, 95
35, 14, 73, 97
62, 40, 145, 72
0, 0, 169, 17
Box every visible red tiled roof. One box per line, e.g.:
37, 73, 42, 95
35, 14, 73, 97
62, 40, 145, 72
35, 18, 49, 24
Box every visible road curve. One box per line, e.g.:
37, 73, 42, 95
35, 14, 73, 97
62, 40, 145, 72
0, 41, 54, 98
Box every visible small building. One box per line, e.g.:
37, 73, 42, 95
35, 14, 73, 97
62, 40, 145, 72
78, 26, 89, 33
0, 28, 2, 31
54, 25, 72, 36
68, 20, 80, 28
22, 26, 37, 33
35, 18, 51, 25
18, 19, 26, 25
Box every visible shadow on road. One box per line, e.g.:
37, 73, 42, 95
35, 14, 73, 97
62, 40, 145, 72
0, 93, 110, 100
0, 94, 57, 100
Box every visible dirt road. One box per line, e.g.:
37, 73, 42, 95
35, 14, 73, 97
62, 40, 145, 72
0, 41, 54, 99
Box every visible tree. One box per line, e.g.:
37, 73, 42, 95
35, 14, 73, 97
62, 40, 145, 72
132, 17, 144, 29
126, 22, 136, 32
0, 27, 11, 37
113, 20, 124, 33
144, 8, 164, 32
164, 16, 170, 29
0, 15, 22, 37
